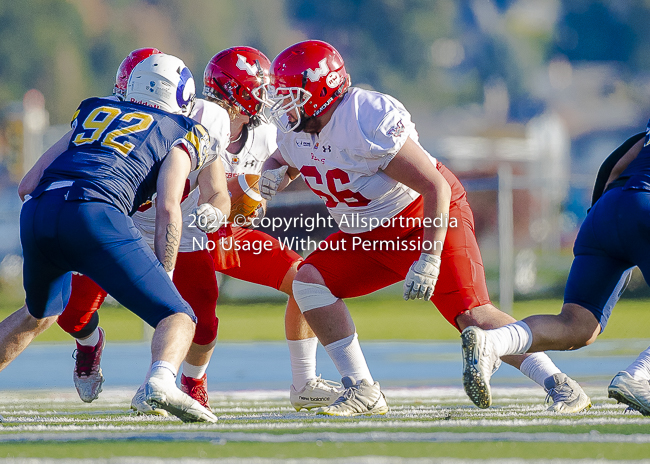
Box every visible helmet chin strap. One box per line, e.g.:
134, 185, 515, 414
292, 108, 313, 133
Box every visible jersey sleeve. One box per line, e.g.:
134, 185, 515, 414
357, 94, 417, 172
173, 123, 210, 171
190, 99, 231, 168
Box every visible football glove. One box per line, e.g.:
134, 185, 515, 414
260, 165, 289, 200
194, 203, 226, 233
403, 253, 441, 301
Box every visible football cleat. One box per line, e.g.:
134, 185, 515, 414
72, 327, 106, 403
181, 374, 211, 411
461, 326, 501, 409
316, 376, 388, 417
145, 375, 218, 423
290, 376, 343, 411
131, 384, 168, 417
608, 371, 650, 416
544, 373, 592, 413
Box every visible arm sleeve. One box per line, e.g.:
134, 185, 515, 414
591, 132, 645, 206
364, 107, 416, 172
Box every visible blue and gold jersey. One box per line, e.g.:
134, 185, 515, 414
33, 97, 210, 215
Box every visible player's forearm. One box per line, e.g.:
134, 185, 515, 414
420, 184, 451, 256
18, 130, 72, 200
154, 205, 183, 272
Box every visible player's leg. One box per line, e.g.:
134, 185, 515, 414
220, 227, 342, 410
434, 162, 590, 410
60, 201, 216, 422
459, 188, 635, 410
291, 229, 412, 416
280, 261, 343, 410
174, 250, 219, 411
0, 193, 71, 373
58, 274, 107, 402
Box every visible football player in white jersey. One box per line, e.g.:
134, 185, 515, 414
256, 40, 591, 415
19, 48, 232, 415
201, 47, 342, 410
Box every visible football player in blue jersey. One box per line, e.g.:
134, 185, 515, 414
460, 131, 650, 415
0, 53, 220, 423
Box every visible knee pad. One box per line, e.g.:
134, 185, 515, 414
292, 281, 338, 313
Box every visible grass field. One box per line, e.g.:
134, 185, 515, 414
1, 293, 649, 342
1, 386, 649, 461
1, 289, 649, 461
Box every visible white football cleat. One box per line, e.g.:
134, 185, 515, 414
461, 326, 501, 409
145, 375, 218, 423
290, 376, 343, 411
316, 376, 388, 417
545, 373, 592, 413
130, 384, 168, 417
608, 371, 650, 416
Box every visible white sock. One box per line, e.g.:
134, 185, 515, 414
488, 321, 533, 357
287, 337, 318, 390
182, 361, 209, 379
77, 328, 101, 347
150, 361, 177, 383
625, 346, 650, 381
324, 333, 373, 384
519, 352, 561, 388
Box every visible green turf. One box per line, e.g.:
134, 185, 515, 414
1, 285, 649, 341
0, 441, 649, 460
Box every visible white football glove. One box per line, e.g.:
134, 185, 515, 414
193, 203, 226, 233
260, 165, 289, 200
403, 253, 441, 301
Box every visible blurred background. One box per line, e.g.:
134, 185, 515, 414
1, 0, 650, 329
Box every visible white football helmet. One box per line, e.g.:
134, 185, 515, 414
126, 54, 196, 116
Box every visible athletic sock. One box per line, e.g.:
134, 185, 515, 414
182, 361, 209, 380
76, 327, 101, 348
287, 337, 318, 390
625, 346, 650, 381
324, 333, 373, 384
519, 352, 561, 388
150, 361, 177, 383
487, 321, 533, 357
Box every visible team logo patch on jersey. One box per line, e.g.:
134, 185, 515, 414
232, 156, 240, 165
387, 120, 405, 138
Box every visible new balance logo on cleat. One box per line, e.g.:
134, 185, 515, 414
290, 376, 343, 411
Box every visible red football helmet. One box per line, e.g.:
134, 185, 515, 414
113, 47, 162, 99
203, 46, 271, 125
262, 40, 350, 132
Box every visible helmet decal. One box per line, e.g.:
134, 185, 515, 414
177, 66, 195, 110
306, 58, 329, 82
236, 54, 258, 77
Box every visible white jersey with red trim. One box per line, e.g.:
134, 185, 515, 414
276, 87, 434, 233
132, 98, 231, 252
222, 122, 277, 178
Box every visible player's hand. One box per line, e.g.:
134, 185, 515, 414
246, 203, 266, 229
260, 165, 288, 200
194, 203, 225, 233
403, 253, 441, 301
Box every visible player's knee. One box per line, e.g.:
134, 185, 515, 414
193, 315, 218, 345
292, 280, 338, 313
558, 303, 600, 349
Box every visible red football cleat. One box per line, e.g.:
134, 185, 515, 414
180, 373, 211, 411
73, 327, 105, 403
